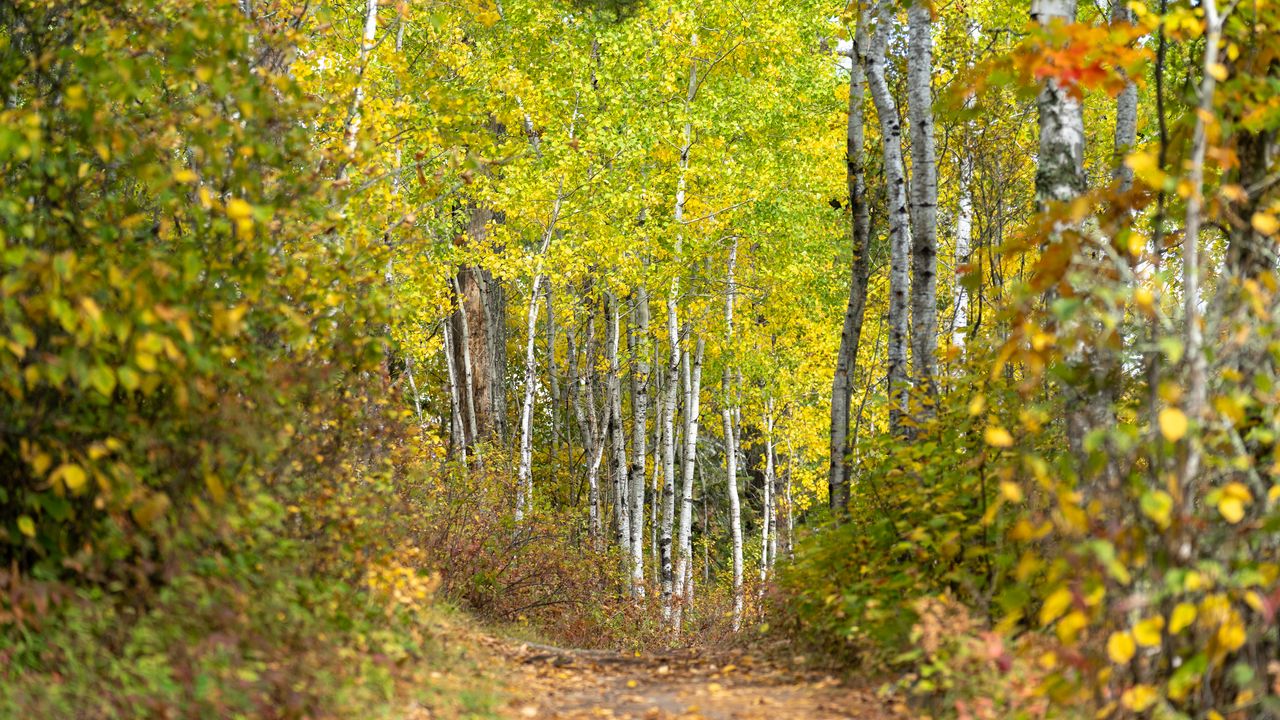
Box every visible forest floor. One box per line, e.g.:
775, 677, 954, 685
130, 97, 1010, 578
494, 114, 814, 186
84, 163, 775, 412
466, 633, 910, 720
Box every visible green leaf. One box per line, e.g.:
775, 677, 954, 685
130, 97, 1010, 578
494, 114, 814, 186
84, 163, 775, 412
88, 365, 116, 397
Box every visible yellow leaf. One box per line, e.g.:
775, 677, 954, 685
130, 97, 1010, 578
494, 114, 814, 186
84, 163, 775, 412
1000, 481, 1024, 503
17, 515, 35, 538
31, 452, 52, 476
226, 198, 254, 222
1107, 631, 1136, 664
174, 169, 198, 184
1253, 212, 1280, 235
52, 463, 88, 492
1134, 615, 1165, 647
1159, 407, 1188, 442
1125, 149, 1167, 188
1218, 497, 1245, 524
1222, 482, 1253, 502
1057, 610, 1088, 643
984, 426, 1013, 448
1134, 288, 1155, 314
1208, 63, 1228, 81
1040, 586, 1073, 626
1216, 615, 1246, 652
1121, 684, 1158, 712
968, 394, 987, 416
1169, 602, 1197, 634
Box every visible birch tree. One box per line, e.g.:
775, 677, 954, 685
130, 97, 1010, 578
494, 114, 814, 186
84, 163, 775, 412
860, 0, 913, 433
606, 291, 631, 570
722, 239, 744, 631
337, 0, 378, 181
673, 332, 704, 632
628, 288, 651, 597
828, 34, 872, 517
907, 0, 938, 400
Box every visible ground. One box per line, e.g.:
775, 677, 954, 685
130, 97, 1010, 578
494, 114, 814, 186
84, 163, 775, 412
480, 636, 909, 720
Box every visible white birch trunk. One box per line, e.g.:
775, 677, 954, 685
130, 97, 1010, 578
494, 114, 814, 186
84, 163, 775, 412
784, 438, 795, 561
954, 108, 973, 351
649, 380, 663, 585
861, 1, 913, 432
451, 276, 481, 452
1180, 0, 1222, 487
339, 0, 378, 180
1111, 0, 1138, 191
606, 292, 631, 566
515, 183, 564, 521
440, 323, 466, 462
723, 240, 743, 631
673, 332, 703, 633
628, 289, 651, 597
1032, 0, 1087, 205
570, 313, 605, 544
759, 400, 775, 592
907, 0, 939, 399
828, 39, 872, 516
659, 296, 680, 619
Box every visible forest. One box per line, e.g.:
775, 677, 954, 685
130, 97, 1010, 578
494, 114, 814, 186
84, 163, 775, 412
2, 0, 1279, 717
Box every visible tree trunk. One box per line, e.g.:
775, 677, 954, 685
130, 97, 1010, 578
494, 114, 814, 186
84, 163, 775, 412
660, 297, 680, 619
759, 400, 775, 591
450, 274, 481, 451
861, 2, 913, 433
662, 50, 697, 619
1226, 128, 1277, 278
1180, 0, 1223, 489
907, 0, 939, 401
606, 292, 631, 568
515, 182, 565, 521
570, 310, 605, 544
1032, 0, 1087, 205
1111, 0, 1138, 191
954, 109, 973, 351
628, 288, 650, 598
722, 239, 743, 632
441, 321, 467, 462
338, 0, 378, 180
673, 332, 704, 632
828, 41, 872, 517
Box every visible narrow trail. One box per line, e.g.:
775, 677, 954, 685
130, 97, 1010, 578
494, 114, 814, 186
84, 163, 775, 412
482, 637, 909, 720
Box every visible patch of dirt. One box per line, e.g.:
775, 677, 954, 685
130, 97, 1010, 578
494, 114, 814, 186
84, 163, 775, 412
487, 638, 910, 720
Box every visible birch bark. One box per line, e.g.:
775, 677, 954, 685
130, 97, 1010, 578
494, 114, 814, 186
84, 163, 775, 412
338, 0, 378, 181
860, 1, 913, 433
1180, 0, 1223, 489
659, 297, 680, 618
606, 292, 631, 567
629, 289, 650, 597
1111, 0, 1138, 191
828, 38, 871, 516
515, 182, 565, 521
1032, 0, 1087, 205
673, 332, 703, 632
907, 0, 938, 400
722, 240, 743, 631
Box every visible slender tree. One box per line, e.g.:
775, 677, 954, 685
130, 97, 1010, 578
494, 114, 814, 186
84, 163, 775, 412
828, 34, 872, 518
907, 0, 938, 400
860, 0, 913, 433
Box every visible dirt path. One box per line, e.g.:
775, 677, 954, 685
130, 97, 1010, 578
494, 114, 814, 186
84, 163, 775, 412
487, 639, 909, 720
